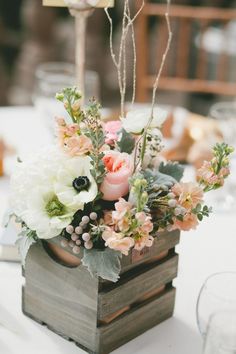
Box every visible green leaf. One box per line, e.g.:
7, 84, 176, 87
15, 231, 36, 267
144, 169, 177, 188
159, 162, 184, 182
197, 214, 203, 221
117, 129, 135, 154
82, 248, 122, 282
2, 209, 15, 228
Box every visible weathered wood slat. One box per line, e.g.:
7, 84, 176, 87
98, 254, 178, 320
23, 229, 180, 354
97, 288, 176, 354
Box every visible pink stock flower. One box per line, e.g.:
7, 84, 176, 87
112, 198, 133, 232
104, 120, 122, 145
65, 135, 92, 156
102, 228, 134, 255
56, 117, 92, 156
56, 117, 79, 146
100, 151, 134, 201
172, 182, 204, 210
172, 212, 199, 231
134, 235, 154, 251
197, 160, 230, 187
135, 212, 153, 234
103, 211, 113, 226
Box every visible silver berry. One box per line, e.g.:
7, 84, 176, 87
82, 215, 90, 224
75, 226, 83, 235
82, 233, 91, 242
60, 239, 68, 248
71, 233, 79, 241
84, 240, 93, 249
72, 246, 80, 254
66, 225, 74, 234
68, 240, 75, 248
90, 212, 97, 221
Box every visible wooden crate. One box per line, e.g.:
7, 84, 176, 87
22, 230, 180, 354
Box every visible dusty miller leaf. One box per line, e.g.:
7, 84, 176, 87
144, 169, 177, 188
15, 230, 36, 267
159, 161, 184, 182
117, 129, 135, 154
82, 248, 122, 282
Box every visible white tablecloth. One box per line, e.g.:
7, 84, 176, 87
0, 107, 235, 354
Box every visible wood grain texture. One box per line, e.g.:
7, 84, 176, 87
23, 230, 180, 354
97, 288, 176, 354
23, 243, 99, 352
98, 254, 178, 320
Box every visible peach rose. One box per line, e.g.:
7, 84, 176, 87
100, 151, 134, 201
102, 228, 134, 255
104, 120, 122, 145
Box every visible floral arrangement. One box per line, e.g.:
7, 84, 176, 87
5, 0, 234, 282
7, 87, 233, 282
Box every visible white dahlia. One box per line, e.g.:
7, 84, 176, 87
54, 156, 98, 211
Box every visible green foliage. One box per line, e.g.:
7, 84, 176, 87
84, 100, 107, 185
159, 161, 184, 182
192, 203, 212, 221
82, 248, 122, 282
56, 86, 83, 123
117, 129, 135, 154
129, 174, 149, 212
15, 228, 37, 267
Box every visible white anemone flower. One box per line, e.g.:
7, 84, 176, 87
121, 107, 168, 135
54, 156, 98, 211
10, 147, 75, 239
23, 187, 74, 239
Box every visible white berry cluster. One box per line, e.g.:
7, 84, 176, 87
61, 212, 98, 254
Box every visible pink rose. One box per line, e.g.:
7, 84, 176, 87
100, 151, 134, 201
104, 120, 122, 145
102, 228, 134, 255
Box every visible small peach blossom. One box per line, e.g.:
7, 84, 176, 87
135, 212, 153, 234
172, 182, 204, 210
197, 161, 230, 187
172, 212, 199, 231
104, 120, 122, 145
102, 228, 134, 255
104, 211, 113, 226
134, 235, 154, 251
65, 135, 93, 156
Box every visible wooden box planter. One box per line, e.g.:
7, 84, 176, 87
22, 229, 180, 354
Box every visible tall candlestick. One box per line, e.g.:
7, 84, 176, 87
43, 0, 114, 103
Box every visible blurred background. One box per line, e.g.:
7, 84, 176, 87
0, 0, 236, 111
1, 0, 236, 232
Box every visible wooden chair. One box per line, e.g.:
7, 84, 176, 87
136, 2, 236, 102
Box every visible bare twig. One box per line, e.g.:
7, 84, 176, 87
134, 0, 172, 171
105, 0, 145, 116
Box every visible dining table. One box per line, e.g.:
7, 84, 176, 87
0, 106, 235, 354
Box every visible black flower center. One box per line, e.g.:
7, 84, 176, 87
73, 176, 90, 193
